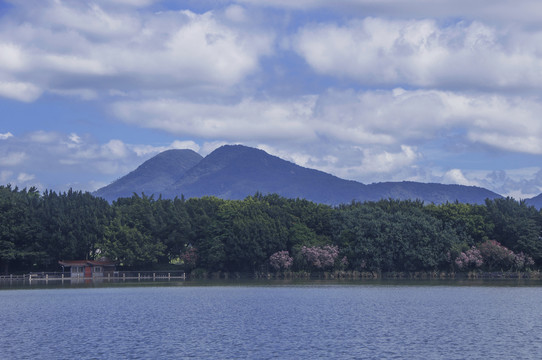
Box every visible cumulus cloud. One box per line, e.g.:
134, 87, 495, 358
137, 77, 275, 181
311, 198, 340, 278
237, 0, 542, 24
112, 96, 318, 141
436, 168, 542, 199
293, 18, 542, 91
112, 89, 542, 155
0, 131, 204, 191
359, 145, 420, 175
0, 2, 273, 102
442, 169, 480, 187
108, 86, 542, 197
17, 172, 35, 182
0, 81, 42, 102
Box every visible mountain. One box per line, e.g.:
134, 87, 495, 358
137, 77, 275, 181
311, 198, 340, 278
526, 193, 542, 209
95, 145, 503, 205
161, 145, 367, 204
94, 149, 203, 201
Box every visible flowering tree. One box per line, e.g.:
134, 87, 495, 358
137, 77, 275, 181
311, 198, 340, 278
269, 250, 293, 271
301, 245, 340, 270
454, 247, 483, 270
477, 240, 516, 270
181, 247, 198, 270
455, 240, 535, 271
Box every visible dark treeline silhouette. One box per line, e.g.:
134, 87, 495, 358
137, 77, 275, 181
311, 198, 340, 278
1, 185, 541, 275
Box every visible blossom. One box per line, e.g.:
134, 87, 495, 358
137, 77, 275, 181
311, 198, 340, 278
269, 250, 294, 271
301, 245, 340, 270
454, 247, 483, 270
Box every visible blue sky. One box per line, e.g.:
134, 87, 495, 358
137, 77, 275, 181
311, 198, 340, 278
1, 0, 542, 199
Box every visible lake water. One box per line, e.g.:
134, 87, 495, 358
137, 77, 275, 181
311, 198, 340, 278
1, 281, 541, 359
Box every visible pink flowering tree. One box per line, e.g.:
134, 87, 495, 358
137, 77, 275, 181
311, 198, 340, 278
455, 240, 535, 271
477, 240, 516, 271
454, 247, 483, 270
269, 250, 294, 271
181, 247, 198, 270
300, 245, 340, 270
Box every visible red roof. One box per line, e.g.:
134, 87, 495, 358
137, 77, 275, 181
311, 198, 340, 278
58, 260, 116, 267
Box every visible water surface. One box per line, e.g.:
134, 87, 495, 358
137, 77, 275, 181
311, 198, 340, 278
1, 283, 541, 359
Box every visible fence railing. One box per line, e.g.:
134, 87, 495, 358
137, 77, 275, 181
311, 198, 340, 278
0, 271, 186, 284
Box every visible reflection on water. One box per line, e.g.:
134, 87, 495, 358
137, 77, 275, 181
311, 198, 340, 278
1, 282, 542, 359
2, 276, 542, 290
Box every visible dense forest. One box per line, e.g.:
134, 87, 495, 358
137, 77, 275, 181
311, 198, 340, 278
1, 184, 542, 275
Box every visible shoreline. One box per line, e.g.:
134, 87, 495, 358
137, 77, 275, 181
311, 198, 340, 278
2, 269, 541, 290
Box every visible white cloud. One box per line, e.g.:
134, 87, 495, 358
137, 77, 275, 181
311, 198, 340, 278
0, 152, 27, 166
102, 139, 129, 159
29, 131, 62, 144
0, 43, 28, 71
314, 89, 542, 155
0, 130, 209, 191
442, 168, 542, 199
293, 18, 542, 91
131, 140, 200, 156
69, 133, 82, 144
237, 0, 542, 24
49, 88, 98, 100
0, 81, 42, 102
224, 5, 248, 23
359, 145, 420, 175
112, 96, 318, 141
0, 3, 273, 102
0, 132, 14, 140
108, 87, 542, 196
17, 172, 35, 182
113, 89, 542, 155
442, 169, 479, 187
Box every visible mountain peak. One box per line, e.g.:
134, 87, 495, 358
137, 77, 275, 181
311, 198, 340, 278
96, 144, 506, 205
94, 149, 202, 201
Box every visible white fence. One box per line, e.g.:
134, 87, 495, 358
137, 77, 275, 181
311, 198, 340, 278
0, 271, 186, 285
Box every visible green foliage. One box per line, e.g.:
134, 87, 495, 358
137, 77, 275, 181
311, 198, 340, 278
1, 186, 541, 274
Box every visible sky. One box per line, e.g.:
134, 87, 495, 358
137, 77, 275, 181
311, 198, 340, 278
1, 0, 542, 199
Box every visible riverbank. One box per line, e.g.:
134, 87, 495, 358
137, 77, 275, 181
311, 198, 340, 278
2, 269, 541, 289
188, 269, 542, 281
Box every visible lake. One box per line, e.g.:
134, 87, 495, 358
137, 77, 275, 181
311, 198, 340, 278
1, 281, 541, 359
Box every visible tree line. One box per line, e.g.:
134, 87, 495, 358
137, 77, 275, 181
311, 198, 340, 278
1, 184, 541, 274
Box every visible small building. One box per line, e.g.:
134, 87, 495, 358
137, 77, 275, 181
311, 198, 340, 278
58, 260, 116, 278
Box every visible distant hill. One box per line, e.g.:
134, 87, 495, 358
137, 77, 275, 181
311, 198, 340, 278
364, 181, 501, 205
94, 149, 203, 201
95, 144, 503, 205
526, 193, 542, 209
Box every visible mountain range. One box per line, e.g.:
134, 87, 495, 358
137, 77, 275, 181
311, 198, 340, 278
94, 145, 542, 208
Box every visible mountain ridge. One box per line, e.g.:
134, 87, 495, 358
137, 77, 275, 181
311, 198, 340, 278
94, 144, 540, 206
